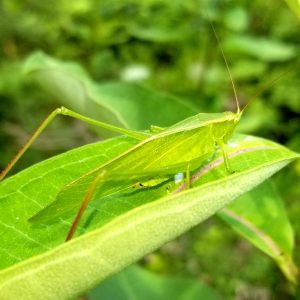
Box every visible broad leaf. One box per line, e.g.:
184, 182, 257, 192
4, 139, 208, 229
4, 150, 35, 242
224, 35, 297, 62
24, 52, 198, 130
218, 181, 297, 283
0, 134, 298, 299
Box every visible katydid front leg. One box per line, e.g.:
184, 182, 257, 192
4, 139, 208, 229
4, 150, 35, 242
186, 163, 191, 189
218, 141, 234, 174
0, 107, 148, 181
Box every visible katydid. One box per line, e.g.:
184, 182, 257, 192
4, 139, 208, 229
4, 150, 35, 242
0, 21, 271, 242
0, 104, 243, 240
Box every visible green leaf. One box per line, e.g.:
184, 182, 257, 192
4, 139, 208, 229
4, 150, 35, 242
129, 24, 187, 43
230, 59, 267, 81
224, 35, 297, 62
218, 180, 298, 283
223, 7, 248, 32
0, 134, 298, 299
88, 265, 220, 300
24, 52, 198, 130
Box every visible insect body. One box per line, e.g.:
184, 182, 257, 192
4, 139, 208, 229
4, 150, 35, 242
44, 109, 242, 240
0, 105, 243, 241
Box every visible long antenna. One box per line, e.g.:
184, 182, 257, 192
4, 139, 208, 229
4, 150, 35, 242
206, 11, 240, 114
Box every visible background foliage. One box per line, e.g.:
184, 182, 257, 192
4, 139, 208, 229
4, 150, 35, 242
0, 0, 299, 299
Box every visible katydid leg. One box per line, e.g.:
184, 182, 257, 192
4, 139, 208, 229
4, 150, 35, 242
186, 163, 191, 189
0, 106, 148, 181
219, 141, 233, 174
0, 108, 61, 181
65, 171, 106, 241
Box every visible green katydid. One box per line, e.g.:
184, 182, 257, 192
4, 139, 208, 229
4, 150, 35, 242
0, 21, 281, 242
0, 103, 243, 241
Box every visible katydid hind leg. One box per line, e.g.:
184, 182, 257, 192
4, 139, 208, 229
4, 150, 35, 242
65, 171, 106, 241
0, 106, 148, 181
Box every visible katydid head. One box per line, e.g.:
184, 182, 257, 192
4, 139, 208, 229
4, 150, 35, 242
222, 110, 242, 125
235, 110, 243, 124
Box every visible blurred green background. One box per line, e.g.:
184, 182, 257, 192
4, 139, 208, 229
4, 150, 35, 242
0, 0, 299, 299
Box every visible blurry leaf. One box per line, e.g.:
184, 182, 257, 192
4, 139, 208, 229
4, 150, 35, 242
129, 25, 187, 43
285, 0, 300, 21
236, 99, 279, 133
272, 77, 300, 112
88, 265, 220, 300
24, 52, 198, 131
224, 7, 248, 32
0, 133, 298, 299
218, 180, 298, 283
126, 1, 194, 43
231, 59, 267, 80
224, 35, 297, 62
91, 82, 198, 129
